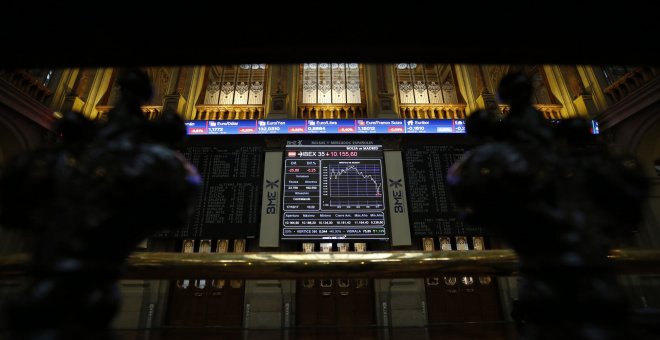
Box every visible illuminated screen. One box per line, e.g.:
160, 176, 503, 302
281, 141, 388, 240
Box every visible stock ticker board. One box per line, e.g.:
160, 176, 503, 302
281, 140, 388, 240
403, 145, 483, 236
153, 145, 263, 239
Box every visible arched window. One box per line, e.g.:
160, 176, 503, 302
301, 63, 362, 104
203, 64, 266, 105
396, 64, 459, 104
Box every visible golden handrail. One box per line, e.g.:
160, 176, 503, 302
1, 249, 659, 280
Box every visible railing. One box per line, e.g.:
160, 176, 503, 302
95, 105, 163, 120
194, 105, 265, 120
1, 249, 658, 279
604, 66, 659, 103
0, 69, 52, 103
399, 104, 467, 119
297, 104, 367, 119
499, 104, 564, 119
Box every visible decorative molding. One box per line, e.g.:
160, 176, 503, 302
0, 78, 55, 130
596, 76, 660, 130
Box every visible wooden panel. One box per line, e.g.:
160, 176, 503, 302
296, 278, 375, 327
296, 280, 318, 326
425, 275, 502, 323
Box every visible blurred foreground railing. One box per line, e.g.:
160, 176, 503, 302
1, 249, 659, 279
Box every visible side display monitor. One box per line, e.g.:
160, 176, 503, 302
281, 140, 388, 240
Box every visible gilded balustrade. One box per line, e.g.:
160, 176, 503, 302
297, 104, 367, 119
399, 104, 467, 119
194, 105, 264, 120
95, 105, 163, 120
499, 104, 563, 119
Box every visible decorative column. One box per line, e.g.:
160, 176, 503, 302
50, 68, 79, 113
543, 65, 578, 118
162, 67, 187, 115
266, 64, 290, 119
82, 68, 113, 120
576, 65, 610, 113
364, 64, 397, 118
183, 66, 206, 120
455, 64, 479, 114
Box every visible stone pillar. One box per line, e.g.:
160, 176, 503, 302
573, 94, 598, 117
577, 65, 611, 112
364, 64, 398, 118
183, 66, 206, 120
49, 68, 79, 113
543, 65, 577, 118
455, 65, 483, 114
83, 68, 114, 120
264, 64, 298, 119
61, 95, 85, 112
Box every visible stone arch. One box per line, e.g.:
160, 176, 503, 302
0, 114, 31, 170
630, 113, 660, 177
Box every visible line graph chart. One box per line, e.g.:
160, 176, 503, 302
322, 159, 385, 209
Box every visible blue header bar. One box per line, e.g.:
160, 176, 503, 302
185, 119, 598, 135
186, 119, 465, 135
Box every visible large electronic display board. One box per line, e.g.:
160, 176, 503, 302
403, 145, 483, 236
153, 145, 263, 239
281, 141, 388, 240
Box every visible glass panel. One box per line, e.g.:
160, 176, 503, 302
302, 63, 361, 104
204, 65, 266, 106
205, 80, 221, 104
412, 65, 429, 104
332, 63, 346, 103
317, 63, 332, 104
346, 63, 361, 104
219, 66, 236, 105
233, 66, 250, 105
398, 63, 415, 104
302, 63, 317, 104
